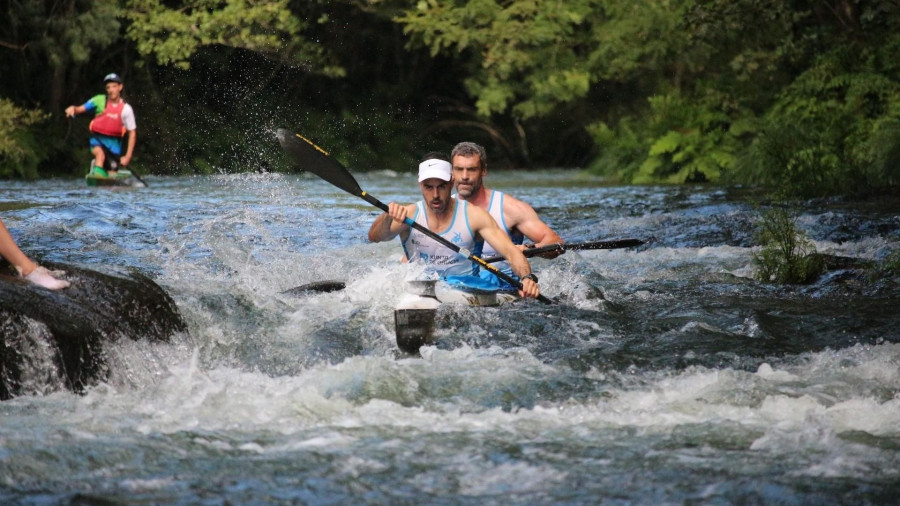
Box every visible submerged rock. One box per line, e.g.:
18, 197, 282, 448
0, 260, 187, 400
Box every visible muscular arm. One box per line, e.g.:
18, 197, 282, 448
469, 205, 540, 298
368, 202, 415, 242
504, 195, 562, 246
504, 195, 564, 257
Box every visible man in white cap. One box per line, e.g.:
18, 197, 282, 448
65, 73, 137, 177
368, 154, 540, 299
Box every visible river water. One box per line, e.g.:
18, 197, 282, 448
2, 170, 899, 504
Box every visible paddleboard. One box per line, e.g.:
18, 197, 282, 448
85, 169, 145, 188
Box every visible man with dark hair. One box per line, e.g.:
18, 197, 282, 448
451, 141, 563, 288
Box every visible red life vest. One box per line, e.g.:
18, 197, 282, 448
89, 99, 127, 137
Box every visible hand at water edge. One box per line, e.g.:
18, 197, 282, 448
23, 266, 70, 290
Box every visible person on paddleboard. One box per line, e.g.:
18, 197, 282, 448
65, 73, 137, 178
368, 155, 541, 300
0, 218, 69, 290
451, 141, 563, 289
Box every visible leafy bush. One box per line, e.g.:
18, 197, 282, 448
753, 207, 824, 284
585, 119, 644, 182
0, 99, 48, 179
742, 45, 900, 198
588, 91, 753, 184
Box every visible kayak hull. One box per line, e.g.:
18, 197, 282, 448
395, 308, 440, 354
394, 280, 519, 354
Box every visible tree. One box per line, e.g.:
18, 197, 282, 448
395, 0, 694, 168
0, 99, 48, 179
124, 0, 342, 76
1, 0, 123, 113
398, 0, 688, 116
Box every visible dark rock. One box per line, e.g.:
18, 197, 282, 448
1, 259, 187, 400
817, 253, 875, 271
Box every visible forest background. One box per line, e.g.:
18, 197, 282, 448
1, 0, 898, 198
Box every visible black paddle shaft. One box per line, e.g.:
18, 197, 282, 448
97, 138, 148, 187
276, 129, 552, 305
480, 238, 646, 263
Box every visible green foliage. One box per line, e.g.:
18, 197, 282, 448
865, 247, 900, 283
742, 43, 900, 197
125, 0, 343, 76
636, 93, 744, 183
682, 0, 806, 86
588, 91, 754, 183
0, 99, 49, 179
586, 119, 642, 182
589, 0, 690, 82
6, 0, 124, 67
1, 0, 898, 191
753, 207, 825, 284
583, 0, 900, 194
879, 249, 900, 276
398, 0, 686, 119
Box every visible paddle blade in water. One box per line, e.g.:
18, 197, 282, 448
561, 238, 645, 252
276, 129, 363, 196
480, 238, 647, 263
281, 280, 347, 297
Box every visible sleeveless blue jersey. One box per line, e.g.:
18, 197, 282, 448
402, 200, 482, 276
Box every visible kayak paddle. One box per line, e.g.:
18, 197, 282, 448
480, 238, 645, 263
283, 239, 646, 294
281, 280, 346, 296
99, 143, 148, 187
276, 129, 552, 305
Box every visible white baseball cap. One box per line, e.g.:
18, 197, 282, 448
418, 159, 452, 182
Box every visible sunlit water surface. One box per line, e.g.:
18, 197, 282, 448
2, 171, 899, 504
